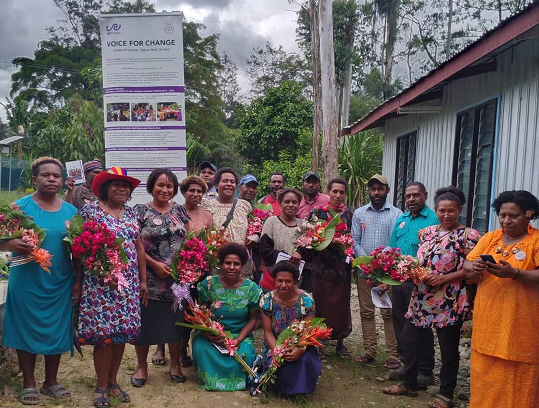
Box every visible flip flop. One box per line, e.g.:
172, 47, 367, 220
354, 353, 375, 364
20, 387, 39, 405
382, 384, 418, 397
39, 383, 71, 400
384, 357, 401, 370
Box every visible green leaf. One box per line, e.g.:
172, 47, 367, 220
375, 275, 403, 286
352, 256, 373, 268
315, 213, 342, 251
254, 203, 272, 211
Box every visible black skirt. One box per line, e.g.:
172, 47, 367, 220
134, 300, 186, 346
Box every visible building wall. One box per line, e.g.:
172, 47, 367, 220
381, 36, 539, 230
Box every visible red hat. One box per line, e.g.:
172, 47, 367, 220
91, 167, 141, 197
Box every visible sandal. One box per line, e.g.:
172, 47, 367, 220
93, 388, 110, 408
428, 395, 455, 408
382, 384, 418, 397
179, 354, 193, 367
108, 384, 130, 403
336, 345, 351, 359
151, 345, 166, 365
354, 353, 375, 364
20, 387, 39, 405
39, 383, 71, 399
384, 357, 401, 370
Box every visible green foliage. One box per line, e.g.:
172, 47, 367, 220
35, 95, 105, 163
338, 131, 383, 208
246, 148, 312, 198
237, 81, 313, 167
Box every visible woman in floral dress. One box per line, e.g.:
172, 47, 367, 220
383, 186, 480, 408
75, 167, 148, 408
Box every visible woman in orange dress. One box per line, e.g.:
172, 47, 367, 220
464, 190, 539, 408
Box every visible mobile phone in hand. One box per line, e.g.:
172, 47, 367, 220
480, 254, 497, 264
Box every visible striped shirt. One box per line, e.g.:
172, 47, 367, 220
351, 201, 403, 257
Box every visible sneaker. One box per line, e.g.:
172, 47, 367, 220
417, 373, 435, 388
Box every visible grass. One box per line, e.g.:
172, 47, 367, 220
0, 189, 27, 203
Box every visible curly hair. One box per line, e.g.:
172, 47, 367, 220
269, 260, 301, 282
214, 167, 239, 188
180, 175, 208, 195
434, 185, 466, 208
277, 188, 303, 203
31, 157, 62, 176
217, 242, 249, 266
492, 190, 539, 220
146, 168, 179, 196
327, 177, 348, 193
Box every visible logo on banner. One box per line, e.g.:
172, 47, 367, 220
106, 23, 122, 35
164, 20, 175, 34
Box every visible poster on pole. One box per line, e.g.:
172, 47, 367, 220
99, 13, 186, 204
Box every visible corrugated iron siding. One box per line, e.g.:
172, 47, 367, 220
381, 36, 539, 230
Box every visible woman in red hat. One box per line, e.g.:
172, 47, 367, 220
73, 167, 148, 408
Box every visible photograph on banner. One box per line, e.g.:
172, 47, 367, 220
131, 103, 156, 122
106, 102, 130, 122
157, 102, 182, 122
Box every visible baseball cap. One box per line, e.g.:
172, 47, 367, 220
302, 171, 321, 182
368, 174, 390, 186
198, 161, 217, 172
239, 174, 258, 185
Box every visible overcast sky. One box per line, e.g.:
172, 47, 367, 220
0, 0, 303, 122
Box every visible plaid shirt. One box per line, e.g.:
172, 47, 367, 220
351, 201, 403, 258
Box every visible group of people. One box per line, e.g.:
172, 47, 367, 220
1, 156, 537, 408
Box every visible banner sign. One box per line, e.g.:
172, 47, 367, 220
99, 13, 186, 204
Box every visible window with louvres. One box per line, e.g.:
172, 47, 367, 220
394, 131, 417, 211
453, 99, 497, 233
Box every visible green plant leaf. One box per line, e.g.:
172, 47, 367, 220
315, 214, 342, 251
352, 255, 374, 268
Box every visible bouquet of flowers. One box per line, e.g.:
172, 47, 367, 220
63, 215, 129, 292
353, 246, 430, 285
255, 318, 333, 394
295, 213, 342, 251
0, 202, 52, 272
176, 302, 258, 377
170, 232, 208, 310
197, 227, 228, 272
332, 221, 355, 260
246, 208, 271, 238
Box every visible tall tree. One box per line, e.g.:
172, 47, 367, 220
318, 0, 339, 182
218, 53, 241, 120
307, 0, 321, 171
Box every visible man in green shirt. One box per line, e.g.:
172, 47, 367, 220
388, 182, 438, 386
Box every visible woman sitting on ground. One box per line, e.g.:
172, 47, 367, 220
260, 260, 322, 396
191, 242, 262, 391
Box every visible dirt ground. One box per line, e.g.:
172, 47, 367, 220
1, 291, 445, 408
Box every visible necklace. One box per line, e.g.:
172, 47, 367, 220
102, 201, 123, 219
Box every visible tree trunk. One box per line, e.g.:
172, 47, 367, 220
446, 0, 453, 59
340, 24, 354, 128
309, 0, 321, 172
382, 0, 400, 100
318, 0, 339, 183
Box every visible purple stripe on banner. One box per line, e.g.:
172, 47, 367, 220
104, 126, 186, 131
125, 167, 187, 172
105, 147, 186, 151
103, 86, 185, 94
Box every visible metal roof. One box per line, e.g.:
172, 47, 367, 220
342, 1, 539, 135
0, 136, 24, 145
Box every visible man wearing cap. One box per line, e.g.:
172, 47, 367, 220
198, 161, 218, 198
351, 174, 402, 369
63, 158, 104, 210
257, 172, 285, 215
297, 171, 330, 219
238, 174, 259, 208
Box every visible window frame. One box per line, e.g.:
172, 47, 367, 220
393, 130, 418, 211
451, 97, 498, 231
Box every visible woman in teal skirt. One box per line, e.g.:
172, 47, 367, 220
192, 242, 262, 391
1, 157, 77, 405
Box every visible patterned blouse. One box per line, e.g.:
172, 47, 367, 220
135, 203, 190, 302
405, 225, 480, 328
200, 198, 252, 244
260, 291, 315, 338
